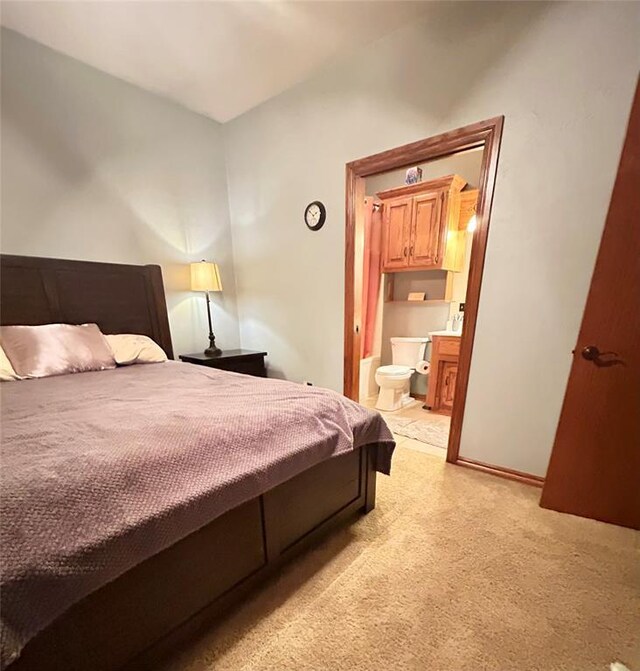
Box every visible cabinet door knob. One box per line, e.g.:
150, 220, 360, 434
403, 246, 408, 257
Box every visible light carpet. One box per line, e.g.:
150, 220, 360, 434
162, 446, 640, 671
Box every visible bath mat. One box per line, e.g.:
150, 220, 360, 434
383, 415, 450, 449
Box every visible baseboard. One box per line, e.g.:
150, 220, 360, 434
455, 456, 545, 488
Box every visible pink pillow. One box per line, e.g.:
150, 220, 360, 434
0, 323, 116, 379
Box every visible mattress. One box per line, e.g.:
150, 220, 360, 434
0, 361, 394, 666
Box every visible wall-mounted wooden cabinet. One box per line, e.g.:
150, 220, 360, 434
459, 188, 479, 230
380, 196, 413, 271
378, 175, 467, 273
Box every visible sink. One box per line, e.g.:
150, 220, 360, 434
428, 329, 462, 338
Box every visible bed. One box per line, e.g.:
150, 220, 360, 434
0, 254, 395, 671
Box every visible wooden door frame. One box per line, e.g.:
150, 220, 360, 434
344, 117, 509, 471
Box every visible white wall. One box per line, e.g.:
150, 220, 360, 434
380, 271, 450, 360
223, 2, 640, 476
366, 147, 483, 195
0, 28, 241, 356
449, 231, 473, 323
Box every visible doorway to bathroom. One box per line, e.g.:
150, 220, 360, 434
344, 118, 503, 470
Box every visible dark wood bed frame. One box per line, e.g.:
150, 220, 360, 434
0, 254, 378, 671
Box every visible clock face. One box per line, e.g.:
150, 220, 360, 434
305, 201, 326, 231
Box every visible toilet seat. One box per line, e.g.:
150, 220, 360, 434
376, 364, 412, 378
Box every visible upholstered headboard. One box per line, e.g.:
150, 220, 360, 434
0, 255, 174, 359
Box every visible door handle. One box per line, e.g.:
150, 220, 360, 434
403, 246, 408, 257
581, 345, 601, 361
578, 345, 624, 367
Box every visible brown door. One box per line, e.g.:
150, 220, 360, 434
540, 80, 640, 529
410, 191, 443, 268
381, 197, 412, 271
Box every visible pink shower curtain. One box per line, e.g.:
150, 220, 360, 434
361, 197, 382, 359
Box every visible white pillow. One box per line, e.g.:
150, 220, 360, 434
105, 334, 167, 366
0, 344, 22, 381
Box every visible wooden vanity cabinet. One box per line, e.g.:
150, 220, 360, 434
379, 175, 467, 273
436, 361, 458, 413
425, 335, 461, 415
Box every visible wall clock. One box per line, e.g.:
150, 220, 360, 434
304, 201, 326, 231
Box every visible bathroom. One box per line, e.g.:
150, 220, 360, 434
359, 147, 482, 454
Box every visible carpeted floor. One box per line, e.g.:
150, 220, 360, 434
162, 445, 640, 671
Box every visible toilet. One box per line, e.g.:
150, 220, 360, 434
374, 337, 429, 412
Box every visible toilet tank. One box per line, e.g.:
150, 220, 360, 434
390, 337, 429, 367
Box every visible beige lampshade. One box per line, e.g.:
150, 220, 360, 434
190, 261, 222, 292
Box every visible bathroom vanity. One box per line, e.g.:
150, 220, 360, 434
425, 331, 461, 414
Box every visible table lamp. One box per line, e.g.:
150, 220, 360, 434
190, 260, 223, 356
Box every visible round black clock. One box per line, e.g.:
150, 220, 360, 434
304, 201, 326, 231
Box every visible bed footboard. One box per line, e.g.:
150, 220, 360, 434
11, 445, 377, 671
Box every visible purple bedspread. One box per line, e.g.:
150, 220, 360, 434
0, 361, 394, 666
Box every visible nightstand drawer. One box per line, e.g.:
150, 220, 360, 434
210, 358, 266, 377
179, 350, 267, 377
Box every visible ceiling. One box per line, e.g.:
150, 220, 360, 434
1, 1, 428, 123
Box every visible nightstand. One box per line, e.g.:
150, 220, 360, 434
179, 349, 267, 377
